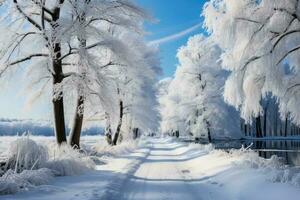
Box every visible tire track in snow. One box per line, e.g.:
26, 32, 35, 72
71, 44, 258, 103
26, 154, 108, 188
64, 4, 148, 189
118, 138, 204, 200
96, 143, 152, 200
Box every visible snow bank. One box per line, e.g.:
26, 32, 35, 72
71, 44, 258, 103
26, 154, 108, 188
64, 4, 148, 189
0, 136, 95, 195
0, 135, 141, 195
163, 140, 300, 188
229, 150, 300, 186
91, 139, 139, 157
192, 143, 300, 187
187, 142, 215, 153
0, 168, 54, 195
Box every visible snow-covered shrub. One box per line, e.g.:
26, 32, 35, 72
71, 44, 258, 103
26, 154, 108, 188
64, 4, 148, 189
214, 146, 300, 187
4, 137, 48, 172
291, 172, 300, 187
230, 150, 284, 170
197, 143, 215, 153
0, 168, 54, 195
0, 179, 18, 195
266, 167, 300, 186
18, 168, 54, 185
1, 137, 95, 177
45, 143, 95, 176
191, 142, 300, 187
0, 137, 96, 195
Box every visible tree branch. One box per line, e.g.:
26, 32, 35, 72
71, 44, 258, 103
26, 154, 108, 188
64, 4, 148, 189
277, 45, 300, 65
271, 29, 300, 53
236, 17, 262, 24
31, 0, 54, 17
241, 54, 265, 71
60, 41, 105, 60
286, 83, 300, 94
13, 0, 42, 31
7, 32, 39, 61
8, 53, 48, 66
87, 17, 120, 26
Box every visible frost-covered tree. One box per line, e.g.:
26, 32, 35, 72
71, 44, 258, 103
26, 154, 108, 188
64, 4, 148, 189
105, 32, 160, 145
123, 44, 161, 140
0, 0, 74, 144
0, 0, 149, 146
203, 0, 300, 127
159, 35, 241, 140
157, 78, 173, 136
61, 0, 148, 148
158, 78, 184, 137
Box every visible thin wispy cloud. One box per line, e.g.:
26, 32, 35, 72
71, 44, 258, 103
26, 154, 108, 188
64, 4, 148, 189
148, 23, 202, 46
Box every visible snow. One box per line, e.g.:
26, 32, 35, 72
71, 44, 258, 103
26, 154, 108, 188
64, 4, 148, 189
0, 169, 54, 195
0, 136, 99, 195
5, 137, 49, 171
1, 136, 300, 199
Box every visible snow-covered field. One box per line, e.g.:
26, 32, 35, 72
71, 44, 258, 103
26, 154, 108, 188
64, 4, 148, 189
1, 136, 300, 200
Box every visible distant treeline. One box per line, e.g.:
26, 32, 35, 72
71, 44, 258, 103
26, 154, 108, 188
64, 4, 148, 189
0, 119, 104, 136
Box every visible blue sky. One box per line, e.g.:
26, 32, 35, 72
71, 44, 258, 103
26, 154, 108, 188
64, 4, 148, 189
0, 0, 208, 120
136, 0, 208, 77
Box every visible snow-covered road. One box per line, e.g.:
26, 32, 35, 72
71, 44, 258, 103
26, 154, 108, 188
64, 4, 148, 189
2, 137, 300, 200
119, 139, 204, 200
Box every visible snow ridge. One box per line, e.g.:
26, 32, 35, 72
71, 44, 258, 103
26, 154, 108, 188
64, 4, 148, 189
100, 142, 151, 200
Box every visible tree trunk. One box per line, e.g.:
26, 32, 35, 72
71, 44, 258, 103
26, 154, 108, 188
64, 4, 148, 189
69, 95, 84, 148
274, 111, 278, 137
68, 2, 89, 148
104, 113, 113, 145
284, 116, 288, 137
52, 45, 67, 145
106, 133, 113, 145
206, 120, 212, 143
175, 130, 179, 138
255, 116, 262, 138
280, 124, 283, 136
113, 100, 124, 145
240, 120, 243, 132
244, 124, 247, 137
68, 28, 87, 148
105, 123, 113, 145
263, 106, 267, 137
133, 128, 139, 140
248, 124, 251, 137
52, 6, 66, 145
207, 127, 212, 143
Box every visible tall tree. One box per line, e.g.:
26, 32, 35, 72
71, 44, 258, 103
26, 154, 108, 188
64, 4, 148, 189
204, 0, 300, 127
159, 35, 241, 140
0, 0, 69, 144
110, 33, 160, 144
0, 0, 150, 146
